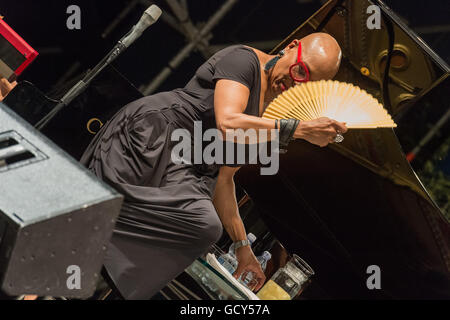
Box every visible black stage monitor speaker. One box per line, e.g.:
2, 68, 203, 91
0, 101, 123, 298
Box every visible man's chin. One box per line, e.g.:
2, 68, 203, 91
275, 86, 285, 97
264, 89, 281, 106
269, 84, 282, 95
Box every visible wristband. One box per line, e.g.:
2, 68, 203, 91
278, 118, 300, 153
233, 239, 251, 250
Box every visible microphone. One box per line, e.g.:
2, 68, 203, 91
119, 5, 162, 48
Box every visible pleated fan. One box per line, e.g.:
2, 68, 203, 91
263, 80, 397, 128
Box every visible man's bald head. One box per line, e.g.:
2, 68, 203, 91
264, 32, 342, 101
299, 32, 342, 80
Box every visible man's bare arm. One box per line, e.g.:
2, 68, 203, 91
214, 79, 347, 147
213, 165, 246, 242
212, 165, 266, 290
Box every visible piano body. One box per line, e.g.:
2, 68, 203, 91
1, 0, 449, 300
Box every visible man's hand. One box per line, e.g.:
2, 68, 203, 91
293, 117, 347, 147
0, 77, 17, 101
233, 245, 266, 291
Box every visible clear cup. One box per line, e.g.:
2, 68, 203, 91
257, 254, 314, 300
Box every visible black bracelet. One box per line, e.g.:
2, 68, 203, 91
278, 118, 300, 153
274, 119, 278, 130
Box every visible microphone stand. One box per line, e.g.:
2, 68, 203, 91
34, 40, 128, 131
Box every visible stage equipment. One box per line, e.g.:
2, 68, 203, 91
0, 18, 38, 82
4, 66, 143, 160
0, 101, 123, 298
263, 80, 397, 128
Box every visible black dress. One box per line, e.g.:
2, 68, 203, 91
80, 45, 262, 299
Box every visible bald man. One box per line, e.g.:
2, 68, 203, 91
80, 32, 347, 299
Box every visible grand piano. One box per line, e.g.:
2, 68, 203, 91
234, 0, 450, 299
2, 0, 449, 299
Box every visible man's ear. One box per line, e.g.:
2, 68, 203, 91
286, 39, 300, 50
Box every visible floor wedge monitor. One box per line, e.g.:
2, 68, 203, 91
0, 101, 123, 298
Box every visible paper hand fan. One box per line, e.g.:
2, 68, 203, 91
263, 80, 397, 128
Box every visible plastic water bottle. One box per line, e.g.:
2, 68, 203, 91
217, 252, 238, 274
241, 251, 272, 287
217, 233, 257, 274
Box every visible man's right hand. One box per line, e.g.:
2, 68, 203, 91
293, 117, 348, 147
233, 245, 266, 292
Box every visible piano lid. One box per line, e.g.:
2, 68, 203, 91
271, 0, 449, 112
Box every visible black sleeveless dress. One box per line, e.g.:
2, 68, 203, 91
80, 45, 261, 299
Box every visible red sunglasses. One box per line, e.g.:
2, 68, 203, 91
289, 42, 310, 83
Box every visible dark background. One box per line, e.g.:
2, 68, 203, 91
1, 0, 450, 94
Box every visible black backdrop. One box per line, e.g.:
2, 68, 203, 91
1, 0, 449, 95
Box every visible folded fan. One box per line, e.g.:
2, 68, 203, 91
263, 80, 397, 128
